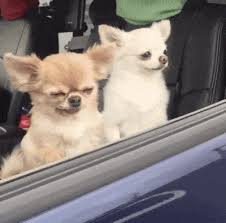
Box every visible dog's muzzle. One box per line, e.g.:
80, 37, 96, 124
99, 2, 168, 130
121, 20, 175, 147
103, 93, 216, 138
68, 96, 81, 109
56, 96, 82, 115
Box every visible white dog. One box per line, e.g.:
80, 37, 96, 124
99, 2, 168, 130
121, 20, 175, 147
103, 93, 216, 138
99, 20, 171, 142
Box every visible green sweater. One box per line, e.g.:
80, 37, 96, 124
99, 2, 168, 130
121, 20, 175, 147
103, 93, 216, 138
116, 0, 187, 25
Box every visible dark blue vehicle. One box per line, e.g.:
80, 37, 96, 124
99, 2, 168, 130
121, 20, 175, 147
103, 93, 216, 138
1, 101, 226, 223
24, 118, 226, 223
1, 0, 226, 222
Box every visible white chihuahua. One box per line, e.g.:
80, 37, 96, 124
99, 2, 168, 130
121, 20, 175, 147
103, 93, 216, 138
99, 20, 171, 142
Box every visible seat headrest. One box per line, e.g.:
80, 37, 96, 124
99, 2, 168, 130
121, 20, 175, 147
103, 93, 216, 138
185, 0, 206, 9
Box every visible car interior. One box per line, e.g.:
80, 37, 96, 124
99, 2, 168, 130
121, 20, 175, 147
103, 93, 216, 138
1, 0, 226, 221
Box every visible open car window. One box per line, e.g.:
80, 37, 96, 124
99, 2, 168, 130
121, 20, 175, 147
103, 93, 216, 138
1, 0, 226, 222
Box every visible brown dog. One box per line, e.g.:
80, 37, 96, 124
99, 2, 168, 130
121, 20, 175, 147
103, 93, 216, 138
1, 44, 115, 179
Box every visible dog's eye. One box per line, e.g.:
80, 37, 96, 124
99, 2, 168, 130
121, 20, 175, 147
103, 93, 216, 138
163, 49, 168, 55
140, 51, 152, 60
50, 92, 66, 97
82, 87, 93, 95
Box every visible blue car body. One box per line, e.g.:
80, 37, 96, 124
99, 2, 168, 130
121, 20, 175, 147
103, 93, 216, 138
26, 133, 226, 223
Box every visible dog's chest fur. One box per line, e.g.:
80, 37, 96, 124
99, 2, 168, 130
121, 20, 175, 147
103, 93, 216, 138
22, 111, 104, 157
105, 70, 169, 116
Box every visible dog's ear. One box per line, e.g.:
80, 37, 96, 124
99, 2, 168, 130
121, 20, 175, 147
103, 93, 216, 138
3, 53, 41, 92
98, 25, 125, 47
87, 44, 116, 80
152, 20, 171, 41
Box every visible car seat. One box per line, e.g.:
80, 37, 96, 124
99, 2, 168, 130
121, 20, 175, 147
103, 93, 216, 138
0, 17, 34, 158
0, 18, 34, 125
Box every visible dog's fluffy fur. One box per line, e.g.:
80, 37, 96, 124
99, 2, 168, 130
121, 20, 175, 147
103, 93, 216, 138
99, 20, 171, 141
1, 44, 115, 179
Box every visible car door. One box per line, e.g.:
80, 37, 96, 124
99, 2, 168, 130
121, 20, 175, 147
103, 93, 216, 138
1, 100, 226, 223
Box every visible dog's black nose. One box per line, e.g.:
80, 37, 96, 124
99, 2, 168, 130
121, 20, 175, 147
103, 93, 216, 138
68, 96, 81, 108
159, 55, 168, 65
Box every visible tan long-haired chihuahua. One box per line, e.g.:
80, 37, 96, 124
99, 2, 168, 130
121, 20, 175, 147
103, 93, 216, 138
1, 44, 115, 179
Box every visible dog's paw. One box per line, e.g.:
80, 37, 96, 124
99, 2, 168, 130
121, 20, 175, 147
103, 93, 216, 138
1, 150, 25, 179
105, 125, 121, 143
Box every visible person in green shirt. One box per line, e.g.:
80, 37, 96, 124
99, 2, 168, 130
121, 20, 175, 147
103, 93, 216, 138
88, 0, 188, 42
116, 0, 187, 26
